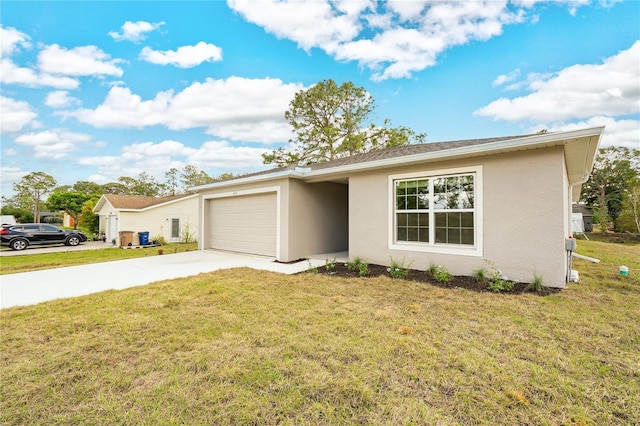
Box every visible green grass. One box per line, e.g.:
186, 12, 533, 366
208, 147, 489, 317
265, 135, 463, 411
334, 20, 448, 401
1, 240, 639, 424
0, 242, 198, 275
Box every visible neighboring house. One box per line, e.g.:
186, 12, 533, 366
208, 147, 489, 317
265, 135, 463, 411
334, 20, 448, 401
93, 194, 199, 246
193, 127, 604, 288
572, 204, 594, 233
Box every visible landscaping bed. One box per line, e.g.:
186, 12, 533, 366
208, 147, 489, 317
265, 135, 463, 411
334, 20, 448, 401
310, 261, 561, 295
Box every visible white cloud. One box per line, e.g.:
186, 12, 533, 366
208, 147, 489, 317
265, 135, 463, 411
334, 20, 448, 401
61, 76, 303, 143
228, 0, 593, 80
77, 139, 268, 182
0, 58, 80, 89
0, 25, 31, 56
108, 20, 165, 43
492, 69, 521, 87
45, 91, 80, 108
474, 41, 640, 122
38, 44, 124, 77
0, 96, 38, 133
14, 129, 91, 159
536, 116, 640, 149
140, 42, 223, 68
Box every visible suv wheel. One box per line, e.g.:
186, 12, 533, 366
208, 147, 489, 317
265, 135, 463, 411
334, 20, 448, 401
10, 239, 28, 251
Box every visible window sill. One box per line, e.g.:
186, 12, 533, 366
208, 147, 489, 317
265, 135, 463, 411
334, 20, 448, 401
389, 241, 483, 257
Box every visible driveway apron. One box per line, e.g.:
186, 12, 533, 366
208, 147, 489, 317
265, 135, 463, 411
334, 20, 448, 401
0, 250, 323, 309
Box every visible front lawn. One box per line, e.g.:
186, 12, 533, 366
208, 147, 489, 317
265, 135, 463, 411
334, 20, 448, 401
1, 240, 638, 424
0, 242, 198, 275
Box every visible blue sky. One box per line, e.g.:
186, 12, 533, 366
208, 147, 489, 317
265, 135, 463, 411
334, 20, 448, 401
1, 0, 638, 197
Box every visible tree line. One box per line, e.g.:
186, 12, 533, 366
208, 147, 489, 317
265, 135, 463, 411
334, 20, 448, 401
1, 165, 229, 233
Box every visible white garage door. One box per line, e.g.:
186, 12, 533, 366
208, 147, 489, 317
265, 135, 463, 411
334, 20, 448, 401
209, 193, 277, 257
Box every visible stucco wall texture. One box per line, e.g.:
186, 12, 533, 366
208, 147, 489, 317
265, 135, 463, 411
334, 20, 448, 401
349, 146, 569, 287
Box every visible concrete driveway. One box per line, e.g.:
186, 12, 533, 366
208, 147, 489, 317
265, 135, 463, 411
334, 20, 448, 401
0, 250, 324, 309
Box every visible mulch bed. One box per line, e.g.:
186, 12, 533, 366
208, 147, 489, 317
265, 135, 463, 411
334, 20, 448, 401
307, 262, 561, 296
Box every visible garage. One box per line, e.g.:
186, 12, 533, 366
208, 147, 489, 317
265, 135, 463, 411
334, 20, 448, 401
209, 192, 278, 257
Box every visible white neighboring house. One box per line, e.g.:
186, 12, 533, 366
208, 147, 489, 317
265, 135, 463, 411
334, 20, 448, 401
93, 194, 199, 246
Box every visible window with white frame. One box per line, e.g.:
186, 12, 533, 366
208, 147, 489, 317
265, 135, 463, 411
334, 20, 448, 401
393, 169, 478, 250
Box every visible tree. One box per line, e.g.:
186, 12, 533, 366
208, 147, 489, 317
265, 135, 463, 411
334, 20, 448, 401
262, 79, 426, 167
79, 197, 100, 235
616, 178, 640, 234
117, 173, 164, 196
12, 172, 57, 223
581, 146, 640, 232
181, 165, 214, 191
165, 168, 180, 195
47, 191, 92, 229
72, 181, 103, 195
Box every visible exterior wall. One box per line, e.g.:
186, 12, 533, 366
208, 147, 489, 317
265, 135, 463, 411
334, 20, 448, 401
287, 180, 348, 260
349, 146, 568, 287
117, 197, 199, 245
96, 197, 198, 246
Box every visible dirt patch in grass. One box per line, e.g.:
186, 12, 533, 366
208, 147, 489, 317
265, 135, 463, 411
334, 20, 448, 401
311, 262, 561, 295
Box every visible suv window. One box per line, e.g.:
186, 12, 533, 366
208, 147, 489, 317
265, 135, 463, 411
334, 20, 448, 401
22, 225, 40, 231
42, 225, 60, 232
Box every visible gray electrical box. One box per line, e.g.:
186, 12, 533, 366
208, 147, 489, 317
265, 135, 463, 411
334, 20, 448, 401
565, 238, 577, 251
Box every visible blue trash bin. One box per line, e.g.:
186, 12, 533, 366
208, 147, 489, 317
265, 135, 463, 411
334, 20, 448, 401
138, 231, 150, 246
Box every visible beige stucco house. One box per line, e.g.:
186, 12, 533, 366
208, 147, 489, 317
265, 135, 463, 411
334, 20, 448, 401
193, 127, 604, 288
93, 194, 199, 246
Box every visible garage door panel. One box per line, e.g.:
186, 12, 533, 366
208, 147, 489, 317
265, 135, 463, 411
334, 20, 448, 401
209, 193, 277, 257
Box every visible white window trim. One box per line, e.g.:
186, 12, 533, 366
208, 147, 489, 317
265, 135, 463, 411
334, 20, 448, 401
169, 217, 181, 243
200, 186, 281, 259
388, 165, 483, 257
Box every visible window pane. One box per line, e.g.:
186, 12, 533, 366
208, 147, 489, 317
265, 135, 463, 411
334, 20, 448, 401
407, 196, 417, 209
408, 213, 419, 226
435, 227, 447, 243
419, 213, 429, 227
435, 213, 446, 227
419, 227, 429, 242
396, 196, 406, 210
460, 212, 474, 227
406, 180, 417, 195
397, 226, 407, 241
461, 229, 474, 245
448, 229, 461, 244
447, 212, 460, 227
407, 227, 419, 241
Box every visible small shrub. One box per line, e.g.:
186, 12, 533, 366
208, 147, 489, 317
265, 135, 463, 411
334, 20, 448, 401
488, 279, 514, 293
347, 257, 369, 276
324, 257, 336, 272
471, 267, 490, 284
524, 273, 544, 292
434, 266, 453, 284
426, 262, 440, 278
307, 258, 318, 274
388, 257, 410, 279
152, 235, 167, 245
426, 263, 452, 284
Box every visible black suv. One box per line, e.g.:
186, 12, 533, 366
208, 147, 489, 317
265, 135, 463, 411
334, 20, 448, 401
0, 224, 87, 251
